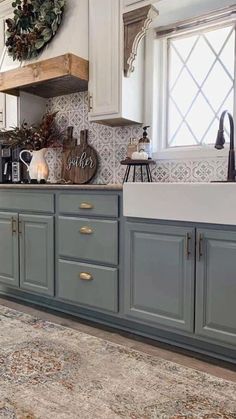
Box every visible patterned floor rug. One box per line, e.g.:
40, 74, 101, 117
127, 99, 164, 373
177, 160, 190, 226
0, 305, 235, 419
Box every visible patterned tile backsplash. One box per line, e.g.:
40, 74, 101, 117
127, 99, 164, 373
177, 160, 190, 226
46, 92, 228, 184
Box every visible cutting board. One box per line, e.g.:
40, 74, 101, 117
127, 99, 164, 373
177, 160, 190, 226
61, 130, 98, 184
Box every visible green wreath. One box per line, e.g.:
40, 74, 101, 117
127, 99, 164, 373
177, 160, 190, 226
6, 0, 65, 61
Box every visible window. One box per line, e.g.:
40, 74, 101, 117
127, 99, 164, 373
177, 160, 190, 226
155, 19, 236, 158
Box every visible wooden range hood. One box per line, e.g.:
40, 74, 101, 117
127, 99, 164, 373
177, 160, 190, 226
0, 53, 89, 98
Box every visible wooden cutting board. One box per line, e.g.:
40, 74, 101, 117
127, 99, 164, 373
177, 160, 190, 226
61, 130, 98, 184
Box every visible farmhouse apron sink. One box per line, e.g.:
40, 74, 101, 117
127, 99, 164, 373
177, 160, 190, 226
123, 182, 236, 225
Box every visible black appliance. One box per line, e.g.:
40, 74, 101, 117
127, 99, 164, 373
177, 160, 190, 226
0, 144, 12, 183
0, 144, 23, 184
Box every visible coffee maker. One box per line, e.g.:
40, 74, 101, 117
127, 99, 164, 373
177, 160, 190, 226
0, 144, 12, 183
0, 142, 23, 184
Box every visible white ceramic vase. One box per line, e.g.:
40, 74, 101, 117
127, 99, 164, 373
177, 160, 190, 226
20, 148, 49, 182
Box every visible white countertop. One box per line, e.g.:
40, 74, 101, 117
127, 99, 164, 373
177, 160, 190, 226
123, 182, 236, 225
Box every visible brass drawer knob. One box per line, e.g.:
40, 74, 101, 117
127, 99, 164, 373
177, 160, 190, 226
79, 272, 93, 281
80, 226, 94, 235
80, 202, 94, 210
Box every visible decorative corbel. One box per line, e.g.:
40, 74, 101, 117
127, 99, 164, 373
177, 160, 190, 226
123, 4, 158, 77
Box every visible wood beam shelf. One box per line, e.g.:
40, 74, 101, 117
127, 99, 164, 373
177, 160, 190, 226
0, 53, 89, 98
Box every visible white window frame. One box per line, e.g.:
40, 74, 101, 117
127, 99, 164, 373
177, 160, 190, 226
152, 17, 236, 160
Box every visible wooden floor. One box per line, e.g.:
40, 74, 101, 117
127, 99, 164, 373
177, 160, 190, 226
0, 297, 235, 383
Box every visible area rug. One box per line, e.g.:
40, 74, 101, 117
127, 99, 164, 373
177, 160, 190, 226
0, 305, 235, 419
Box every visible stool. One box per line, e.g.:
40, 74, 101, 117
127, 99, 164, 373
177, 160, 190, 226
121, 159, 155, 183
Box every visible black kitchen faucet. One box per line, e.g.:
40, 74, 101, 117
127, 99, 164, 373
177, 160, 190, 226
215, 110, 236, 182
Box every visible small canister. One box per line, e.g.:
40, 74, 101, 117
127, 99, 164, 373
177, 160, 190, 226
127, 138, 138, 159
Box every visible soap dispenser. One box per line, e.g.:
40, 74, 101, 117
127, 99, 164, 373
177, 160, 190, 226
138, 126, 151, 158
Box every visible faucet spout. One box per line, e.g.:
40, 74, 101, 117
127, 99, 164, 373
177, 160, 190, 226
215, 110, 236, 182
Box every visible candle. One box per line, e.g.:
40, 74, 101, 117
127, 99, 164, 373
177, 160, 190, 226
37, 163, 49, 182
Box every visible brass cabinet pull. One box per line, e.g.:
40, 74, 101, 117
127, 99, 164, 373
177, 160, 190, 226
80, 226, 94, 235
18, 220, 23, 235
79, 272, 93, 281
11, 217, 17, 234
198, 233, 204, 261
79, 202, 94, 210
185, 233, 191, 259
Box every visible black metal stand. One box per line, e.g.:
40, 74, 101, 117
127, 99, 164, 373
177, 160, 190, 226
121, 159, 155, 183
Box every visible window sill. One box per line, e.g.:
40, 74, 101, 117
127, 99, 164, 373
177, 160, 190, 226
153, 147, 229, 161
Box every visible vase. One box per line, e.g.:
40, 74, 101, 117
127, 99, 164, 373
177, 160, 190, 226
45, 147, 63, 183
20, 148, 49, 182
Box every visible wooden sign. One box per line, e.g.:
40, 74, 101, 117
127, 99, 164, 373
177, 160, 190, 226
61, 130, 98, 184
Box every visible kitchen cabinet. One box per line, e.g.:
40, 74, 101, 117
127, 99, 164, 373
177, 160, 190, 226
0, 192, 54, 296
58, 217, 118, 265
0, 212, 19, 287
123, 0, 158, 11
88, 0, 145, 125
195, 229, 236, 346
58, 260, 118, 313
19, 214, 54, 296
124, 221, 195, 332
124, 0, 144, 5
0, 188, 235, 363
57, 191, 120, 312
88, 0, 120, 120
125, 220, 236, 349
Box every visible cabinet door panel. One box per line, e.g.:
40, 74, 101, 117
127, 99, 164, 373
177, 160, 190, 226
196, 229, 236, 346
0, 212, 19, 287
125, 222, 195, 332
19, 214, 54, 296
89, 0, 120, 117
58, 217, 118, 265
58, 259, 118, 313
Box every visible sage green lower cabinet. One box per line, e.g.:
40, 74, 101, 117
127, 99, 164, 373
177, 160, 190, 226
58, 217, 118, 265
0, 188, 235, 362
195, 228, 236, 346
124, 222, 195, 333
19, 214, 54, 296
58, 259, 118, 312
0, 212, 19, 287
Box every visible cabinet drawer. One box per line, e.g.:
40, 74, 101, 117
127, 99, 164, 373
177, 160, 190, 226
58, 217, 118, 265
58, 193, 118, 217
0, 192, 54, 213
58, 259, 118, 312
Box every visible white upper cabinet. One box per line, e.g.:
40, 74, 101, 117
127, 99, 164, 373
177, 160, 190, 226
89, 0, 146, 126
89, 0, 120, 119
123, 0, 159, 12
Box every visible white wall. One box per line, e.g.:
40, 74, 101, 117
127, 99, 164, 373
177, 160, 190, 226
30, 0, 89, 62
0, 0, 89, 73
153, 0, 235, 27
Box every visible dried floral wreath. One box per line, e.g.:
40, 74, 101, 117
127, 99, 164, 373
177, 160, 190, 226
5, 0, 65, 61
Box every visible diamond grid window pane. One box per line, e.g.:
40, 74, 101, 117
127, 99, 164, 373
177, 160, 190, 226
170, 68, 198, 115
186, 93, 215, 140
167, 24, 235, 148
169, 47, 184, 89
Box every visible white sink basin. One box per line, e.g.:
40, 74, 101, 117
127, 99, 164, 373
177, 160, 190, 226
123, 182, 236, 225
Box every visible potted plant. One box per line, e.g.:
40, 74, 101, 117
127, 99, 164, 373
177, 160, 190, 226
2, 112, 63, 182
